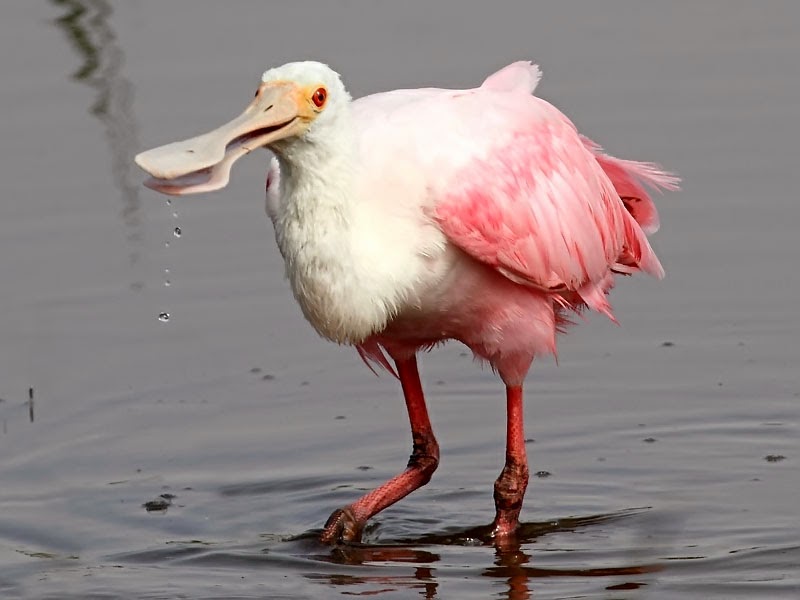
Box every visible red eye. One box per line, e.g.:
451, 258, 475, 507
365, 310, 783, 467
312, 87, 327, 108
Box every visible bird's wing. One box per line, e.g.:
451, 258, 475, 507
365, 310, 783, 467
580, 135, 680, 236
354, 66, 670, 317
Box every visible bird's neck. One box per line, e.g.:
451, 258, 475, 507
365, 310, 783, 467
272, 111, 359, 263
271, 113, 394, 344
274, 117, 358, 223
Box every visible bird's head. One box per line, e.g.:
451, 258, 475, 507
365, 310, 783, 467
135, 61, 349, 195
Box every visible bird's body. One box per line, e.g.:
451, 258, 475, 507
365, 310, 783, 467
136, 61, 678, 543
263, 61, 674, 385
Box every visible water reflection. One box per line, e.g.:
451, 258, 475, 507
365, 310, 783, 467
307, 567, 439, 599
108, 509, 663, 598
50, 0, 143, 266
300, 510, 662, 598
485, 536, 660, 600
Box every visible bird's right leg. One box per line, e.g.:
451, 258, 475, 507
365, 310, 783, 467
320, 355, 439, 544
491, 384, 530, 538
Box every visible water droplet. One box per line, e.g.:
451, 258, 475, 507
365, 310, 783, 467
164, 280, 171, 287
164, 268, 170, 275
165, 241, 170, 248
158, 312, 170, 322
165, 199, 172, 206
172, 211, 178, 218
173, 227, 182, 238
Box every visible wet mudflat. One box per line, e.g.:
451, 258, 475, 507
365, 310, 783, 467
1, 2, 798, 598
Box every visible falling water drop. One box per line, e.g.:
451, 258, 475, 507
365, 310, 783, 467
158, 312, 170, 322
165, 241, 170, 248
164, 280, 171, 287
172, 211, 179, 218
173, 227, 182, 238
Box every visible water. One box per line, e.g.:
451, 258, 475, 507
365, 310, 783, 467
1, 1, 798, 598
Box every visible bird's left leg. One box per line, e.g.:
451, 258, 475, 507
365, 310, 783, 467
492, 385, 529, 537
320, 355, 439, 544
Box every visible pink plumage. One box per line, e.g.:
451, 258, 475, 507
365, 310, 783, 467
135, 60, 679, 544
352, 62, 676, 385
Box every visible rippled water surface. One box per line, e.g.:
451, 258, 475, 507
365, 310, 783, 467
1, 2, 798, 598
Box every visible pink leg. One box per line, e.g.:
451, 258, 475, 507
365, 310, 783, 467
320, 356, 439, 544
492, 385, 529, 537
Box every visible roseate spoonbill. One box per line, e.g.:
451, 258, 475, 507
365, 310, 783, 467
135, 61, 679, 544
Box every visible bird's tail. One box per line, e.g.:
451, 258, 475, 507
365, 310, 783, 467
581, 135, 680, 235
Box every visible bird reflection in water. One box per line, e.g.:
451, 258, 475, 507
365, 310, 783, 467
304, 509, 662, 599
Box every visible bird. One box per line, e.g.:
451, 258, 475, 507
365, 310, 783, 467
135, 60, 679, 545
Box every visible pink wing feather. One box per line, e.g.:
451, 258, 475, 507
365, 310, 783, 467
581, 136, 680, 235
353, 62, 676, 320
430, 67, 671, 318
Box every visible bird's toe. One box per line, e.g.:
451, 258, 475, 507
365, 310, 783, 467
320, 507, 364, 545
